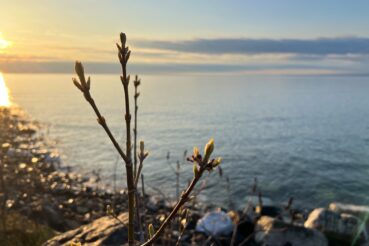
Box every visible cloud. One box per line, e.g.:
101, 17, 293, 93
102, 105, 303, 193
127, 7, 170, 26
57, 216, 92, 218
135, 37, 369, 55
0, 54, 59, 62
2, 36, 369, 75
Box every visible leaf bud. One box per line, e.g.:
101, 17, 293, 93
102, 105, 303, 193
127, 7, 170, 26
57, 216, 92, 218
148, 223, 155, 238
203, 138, 214, 162
193, 147, 199, 157
120, 32, 126, 47
75, 61, 87, 88
140, 141, 144, 153
212, 157, 222, 168
193, 163, 199, 177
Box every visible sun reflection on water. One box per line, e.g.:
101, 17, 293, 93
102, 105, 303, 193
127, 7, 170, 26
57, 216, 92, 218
0, 73, 11, 107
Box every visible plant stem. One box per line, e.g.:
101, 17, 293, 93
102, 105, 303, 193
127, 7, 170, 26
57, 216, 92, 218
84, 94, 128, 163
141, 174, 147, 240
176, 161, 180, 199
81, 76, 135, 245
120, 65, 135, 246
133, 76, 143, 243
134, 159, 144, 187
135, 191, 144, 242
141, 168, 204, 246
230, 222, 238, 246
133, 82, 138, 179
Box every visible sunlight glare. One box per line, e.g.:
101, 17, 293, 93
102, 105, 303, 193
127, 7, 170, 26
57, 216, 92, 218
0, 33, 11, 49
0, 73, 11, 106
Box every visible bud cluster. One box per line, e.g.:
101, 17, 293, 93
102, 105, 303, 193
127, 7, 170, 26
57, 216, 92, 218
72, 61, 91, 96
187, 138, 222, 177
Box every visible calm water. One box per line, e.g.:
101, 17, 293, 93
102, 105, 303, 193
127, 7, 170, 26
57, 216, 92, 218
4, 73, 369, 209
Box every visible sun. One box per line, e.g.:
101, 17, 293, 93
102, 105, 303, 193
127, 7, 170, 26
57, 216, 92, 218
0, 33, 11, 50
0, 73, 11, 107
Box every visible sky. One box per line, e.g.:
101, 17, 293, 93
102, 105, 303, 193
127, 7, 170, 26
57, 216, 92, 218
1, 0, 369, 75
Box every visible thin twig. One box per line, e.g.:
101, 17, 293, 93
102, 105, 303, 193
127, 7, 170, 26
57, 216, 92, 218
133, 75, 140, 179
141, 174, 147, 241
134, 158, 144, 188
175, 209, 190, 246
141, 142, 220, 245
118, 34, 136, 246
86, 94, 128, 163
176, 161, 180, 200
110, 213, 127, 227
132, 75, 144, 242
141, 172, 203, 246
230, 222, 238, 246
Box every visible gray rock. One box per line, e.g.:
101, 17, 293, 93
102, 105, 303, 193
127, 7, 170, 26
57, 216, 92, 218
43, 212, 129, 246
305, 208, 367, 244
195, 210, 233, 236
255, 216, 327, 246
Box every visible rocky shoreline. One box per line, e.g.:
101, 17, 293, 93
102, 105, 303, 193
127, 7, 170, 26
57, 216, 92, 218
0, 107, 132, 231
1, 106, 369, 245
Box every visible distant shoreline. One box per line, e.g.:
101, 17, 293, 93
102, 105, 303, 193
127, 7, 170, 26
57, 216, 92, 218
3, 62, 369, 76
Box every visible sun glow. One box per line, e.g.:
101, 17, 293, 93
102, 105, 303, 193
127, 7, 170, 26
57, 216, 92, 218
0, 33, 11, 50
0, 73, 11, 107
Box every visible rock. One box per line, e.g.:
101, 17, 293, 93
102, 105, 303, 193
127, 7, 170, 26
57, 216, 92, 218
146, 195, 165, 212
85, 199, 103, 211
30, 203, 66, 231
195, 210, 233, 236
76, 205, 89, 214
43, 212, 128, 246
255, 216, 327, 246
233, 219, 254, 245
329, 202, 369, 219
64, 219, 82, 230
243, 195, 274, 207
287, 208, 310, 225
186, 212, 201, 230
304, 208, 367, 245
256, 205, 282, 218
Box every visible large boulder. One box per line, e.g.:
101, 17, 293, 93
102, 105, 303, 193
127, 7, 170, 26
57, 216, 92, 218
255, 216, 327, 246
329, 203, 369, 219
305, 208, 367, 245
43, 212, 128, 246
